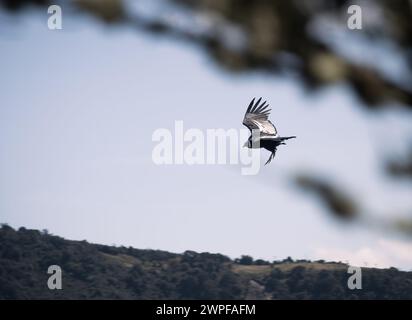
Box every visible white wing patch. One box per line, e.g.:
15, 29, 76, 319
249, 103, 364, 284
243, 98, 278, 138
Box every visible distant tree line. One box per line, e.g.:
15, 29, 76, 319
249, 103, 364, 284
0, 225, 411, 299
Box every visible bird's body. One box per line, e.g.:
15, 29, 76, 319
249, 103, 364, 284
242, 97, 296, 165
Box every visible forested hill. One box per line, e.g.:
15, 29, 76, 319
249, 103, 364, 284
0, 225, 411, 299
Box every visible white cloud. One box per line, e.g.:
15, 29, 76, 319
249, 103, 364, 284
378, 239, 412, 266
314, 238, 412, 271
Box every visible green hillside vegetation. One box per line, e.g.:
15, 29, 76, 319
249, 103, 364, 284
0, 225, 411, 299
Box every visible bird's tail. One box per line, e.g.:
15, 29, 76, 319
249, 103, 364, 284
280, 136, 296, 142
265, 149, 277, 165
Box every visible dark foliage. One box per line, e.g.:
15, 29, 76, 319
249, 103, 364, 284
0, 225, 411, 299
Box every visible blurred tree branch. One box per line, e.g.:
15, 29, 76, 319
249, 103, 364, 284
295, 174, 412, 238
387, 148, 412, 179
2, 0, 412, 108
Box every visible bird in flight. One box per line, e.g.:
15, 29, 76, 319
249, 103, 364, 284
243, 97, 296, 165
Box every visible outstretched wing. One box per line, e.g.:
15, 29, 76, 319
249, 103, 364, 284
242, 97, 278, 137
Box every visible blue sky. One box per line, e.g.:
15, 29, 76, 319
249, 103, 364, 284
1, 8, 412, 270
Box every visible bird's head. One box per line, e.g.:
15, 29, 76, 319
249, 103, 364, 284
243, 139, 251, 148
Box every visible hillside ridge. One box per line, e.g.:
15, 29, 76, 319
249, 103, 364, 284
1, 225, 411, 299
